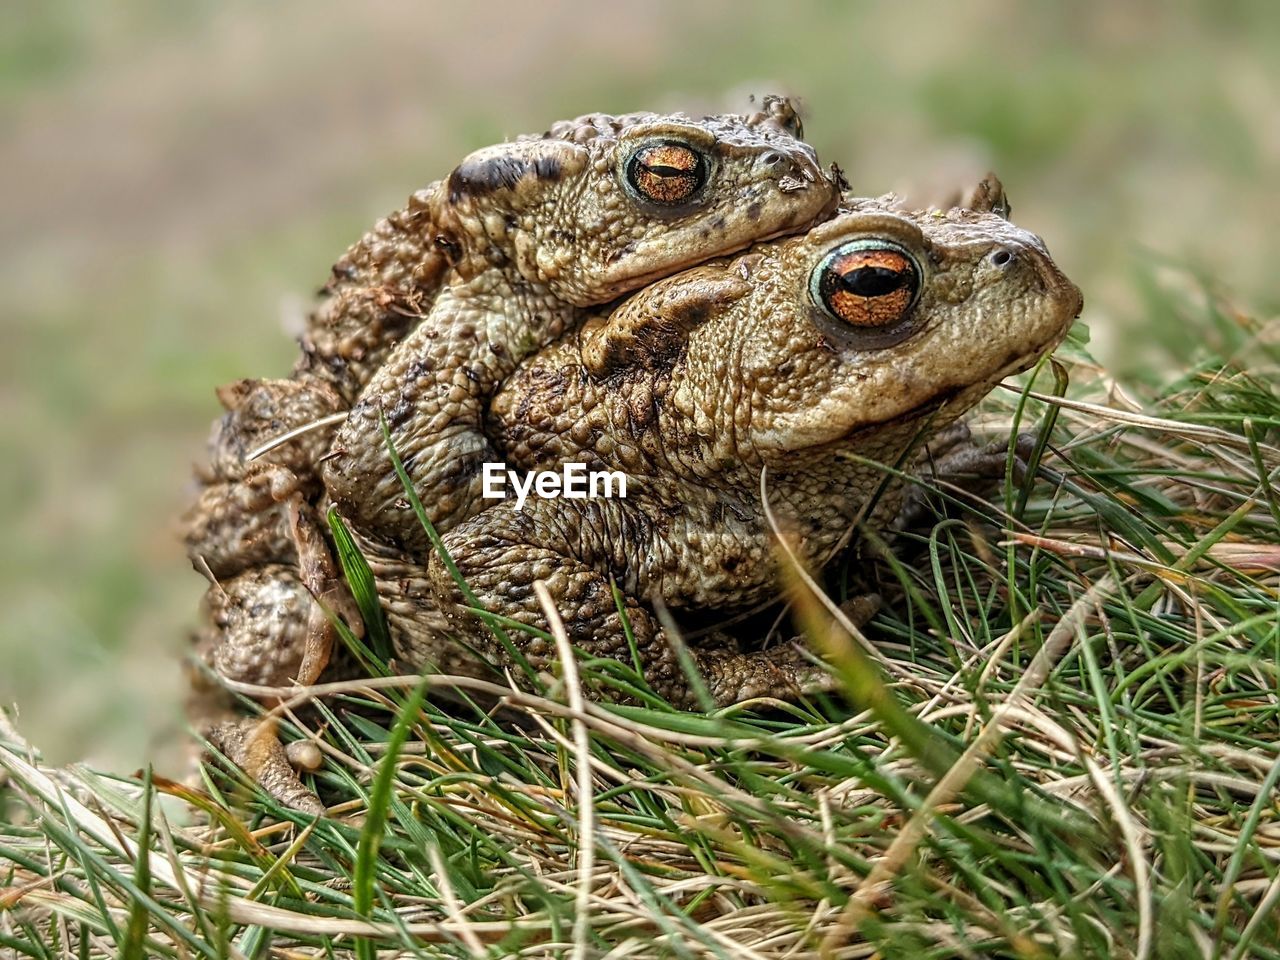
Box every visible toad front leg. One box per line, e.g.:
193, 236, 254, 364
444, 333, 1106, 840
321, 283, 572, 551
424, 499, 830, 709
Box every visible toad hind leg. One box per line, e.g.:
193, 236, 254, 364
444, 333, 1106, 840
425, 503, 831, 710
206, 716, 326, 817
191, 466, 359, 815
194, 465, 356, 690
193, 567, 330, 817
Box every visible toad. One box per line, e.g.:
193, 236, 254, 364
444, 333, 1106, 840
354, 186, 1083, 707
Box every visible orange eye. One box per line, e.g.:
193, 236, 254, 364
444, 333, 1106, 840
810, 241, 920, 329
626, 141, 707, 205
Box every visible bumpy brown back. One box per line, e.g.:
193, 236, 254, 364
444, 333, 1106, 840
292, 185, 452, 405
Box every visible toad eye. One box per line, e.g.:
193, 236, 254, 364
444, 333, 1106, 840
810, 240, 921, 330
626, 141, 708, 205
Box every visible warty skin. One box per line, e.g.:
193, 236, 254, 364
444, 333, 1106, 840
397, 191, 1085, 707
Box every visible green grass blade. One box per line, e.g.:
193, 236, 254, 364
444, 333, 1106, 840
326, 506, 392, 661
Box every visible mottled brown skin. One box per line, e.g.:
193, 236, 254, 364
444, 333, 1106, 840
320, 99, 839, 549
402, 194, 1084, 707
184, 379, 344, 576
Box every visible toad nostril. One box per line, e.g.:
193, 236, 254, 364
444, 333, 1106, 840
990, 248, 1014, 268
760, 151, 785, 166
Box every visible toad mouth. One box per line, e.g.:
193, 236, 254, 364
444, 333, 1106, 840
838, 326, 1074, 443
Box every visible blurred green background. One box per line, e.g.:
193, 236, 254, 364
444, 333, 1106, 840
2, 0, 1277, 772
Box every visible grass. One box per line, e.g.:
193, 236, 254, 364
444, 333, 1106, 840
2, 293, 1279, 958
